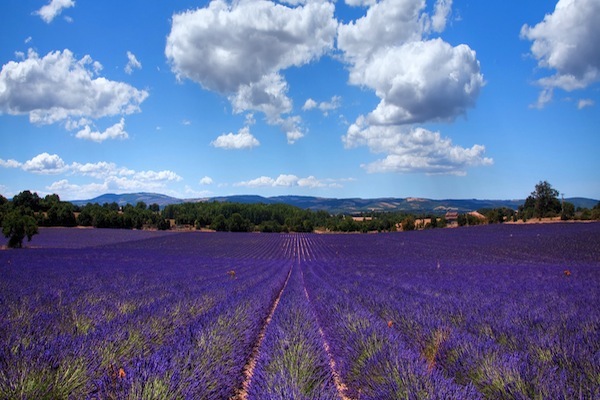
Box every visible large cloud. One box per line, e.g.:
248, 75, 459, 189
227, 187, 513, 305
165, 0, 337, 142
338, 0, 488, 175
0, 49, 148, 125
521, 0, 600, 105
339, 0, 483, 126
353, 39, 483, 125
166, 0, 336, 92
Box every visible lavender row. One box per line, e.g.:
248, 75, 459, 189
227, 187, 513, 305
0, 234, 291, 399
246, 262, 340, 399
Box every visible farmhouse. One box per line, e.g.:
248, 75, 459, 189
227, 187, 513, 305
445, 211, 459, 227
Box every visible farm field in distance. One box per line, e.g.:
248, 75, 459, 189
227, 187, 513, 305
1, 223, 599, 399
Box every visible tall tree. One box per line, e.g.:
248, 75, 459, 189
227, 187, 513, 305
523, 180, 561, 219
2, 210, 38, 248
12, 190, 41, 211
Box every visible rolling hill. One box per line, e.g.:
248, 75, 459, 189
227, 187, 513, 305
71, 192, 599, 215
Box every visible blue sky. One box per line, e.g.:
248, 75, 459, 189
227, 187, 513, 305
1, 0, 599, 201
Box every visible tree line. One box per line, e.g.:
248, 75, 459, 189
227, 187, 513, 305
162, 202, 419, 233
2, 182, 599, 248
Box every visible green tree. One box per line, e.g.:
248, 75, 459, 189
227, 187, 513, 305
0, 195, 7, 222
40, 194, 61, 211
104, 202, 120, 212
12, 190, 41, 211
46, 202, 77, 227
77, 207, 94, 226
561, 201, 575, 220
521, 181, 561, 219
228, 213, 252, 232
157, 218, 171, 230
592, 202, 600, 220
2, 210, 38, 248
210, 214, 227, 231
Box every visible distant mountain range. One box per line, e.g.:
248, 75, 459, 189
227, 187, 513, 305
71, 192, 599, 215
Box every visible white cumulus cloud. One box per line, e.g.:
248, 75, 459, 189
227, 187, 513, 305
70, 161, 133, 179
22, 152, 67, 174
0, 49, 148, 125
529, 88, 554, 110
236, 176, 276, 188
430, 0, 452, 33
35, 0, 75, 23
124, 51, 142, 75
274, 174, 299, 187
199, 176, 214, 185
1, 153, 182, 199
340, 0, 484, 127
356, 39, 483, 125
337, 0, 487, 175
343, 122, 492, 175
211, 126, 260, 150
302, 96, 341, 115
75, 118, 128, 143
302, 98, 318, 111
235, 174, 346, 188
165, 0, 336, 143
521, 0, 600, 105
577, 98, 594, 109
47, 179, 108, 200
166, 0, 336, 92
298, 176, 326, 188
0, 158, 22, 169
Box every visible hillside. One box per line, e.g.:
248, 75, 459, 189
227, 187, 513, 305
72, 192, 599, 215
71, 192, 187, 208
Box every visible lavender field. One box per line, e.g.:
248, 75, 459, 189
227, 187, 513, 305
1, 223, 599, 399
